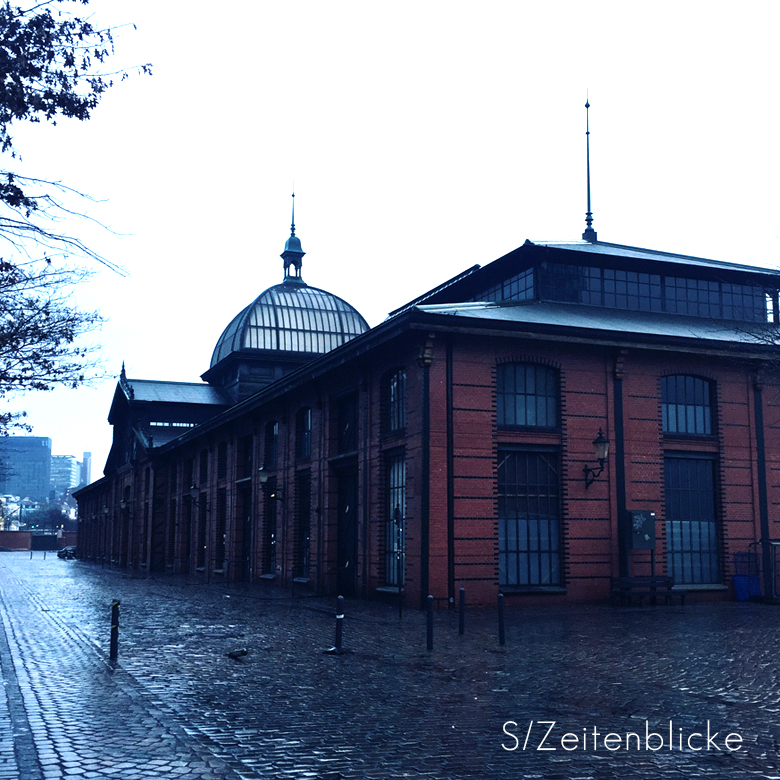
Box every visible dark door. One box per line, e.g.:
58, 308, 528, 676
237, 485, 252, 582
337, 469, 359, 597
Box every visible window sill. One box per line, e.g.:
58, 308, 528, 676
662, 433, 717, 442
376, 585, 404, 594
500, 586, 567, 595
674, 583, 727, 591
497, 425, 560, 434
259, 573, 276, 581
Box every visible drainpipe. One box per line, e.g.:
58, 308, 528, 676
446, 337, 455, 607
614, 351, 629, 578
418, 338, 434, 609
754, 375, 774, 600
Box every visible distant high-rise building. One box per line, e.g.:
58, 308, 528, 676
0, 437, 52, 502
80, 452, 92, 487
51, 455, 81, 499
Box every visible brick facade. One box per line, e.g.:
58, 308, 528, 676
76, 238, 780, 605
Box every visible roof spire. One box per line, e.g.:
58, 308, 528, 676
582, 94, 597, 243
281, 188, 306, 283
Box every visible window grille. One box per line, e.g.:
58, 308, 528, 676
665, 455, 719, 584
217, 441, 228, 480
384, 452, 406, 586
296, 408, 312, 459
498, 449, 561, 587
264, 421, 278, 468
383, 369, 406, 436
294, 471, 311, 578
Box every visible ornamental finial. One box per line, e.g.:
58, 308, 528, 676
582, 94, 597, 243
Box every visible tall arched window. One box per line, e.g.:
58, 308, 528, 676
497, 363, 559, 429
661, 375, 714, 435
296, 408, 312, 459
383, 368, 406, 436
264, 421, 278, 468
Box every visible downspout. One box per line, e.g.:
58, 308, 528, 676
419, 339, 434, 609
362, 371, 370, 597
614, 351, 629, 578
446, 337, 455, 606
754, 375, 774, 600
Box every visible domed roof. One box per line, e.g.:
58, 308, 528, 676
210, 281, 369, 369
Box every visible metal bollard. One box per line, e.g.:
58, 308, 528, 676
335, 595, 344, 654
30, 550, 32, 559
498, 593, 506, 646
109, 600, 120, 662
458, 587, 465, 635
43, 550, 46, 560
427, 595, 434, 651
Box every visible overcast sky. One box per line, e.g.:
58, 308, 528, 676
5, 0, 780, 481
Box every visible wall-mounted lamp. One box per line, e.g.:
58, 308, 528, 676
258, 467, 283, 500
583, 428, 610, 489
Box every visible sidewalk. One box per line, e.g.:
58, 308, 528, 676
1, 552, 779, 779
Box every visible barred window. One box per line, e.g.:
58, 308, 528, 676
661, 375, 714, 435
264, 421, 278, 468
296, 408, 312, 459
294, 470, 311, 578
497, 363, 558, 429
498, 449, 561, 587
337, 393, 359, 454
199, 449, 208, 486
217, 441, 228, 480
385, 452, 406, 586
236, 434, 253, 480
665, 455, 720, 584
383, 369, 406, 436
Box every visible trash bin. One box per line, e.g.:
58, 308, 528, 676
733, 552, 761, 601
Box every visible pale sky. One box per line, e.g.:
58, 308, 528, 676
5, 0, 780, 480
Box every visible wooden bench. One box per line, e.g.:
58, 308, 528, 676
611, 576, 687, 606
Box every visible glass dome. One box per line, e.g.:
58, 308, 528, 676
210, 281, 369, 368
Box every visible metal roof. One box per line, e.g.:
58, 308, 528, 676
210, 281, 369, 367
526, 239, 780, 277
122, 379, 232, 405
416, 299, 773, 345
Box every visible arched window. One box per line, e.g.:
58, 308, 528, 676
296, 408, 312, 459
383, 368, 406, 436
264, 421, 278, 468
216, 441, 228, 480
497, 363, 559, 429
661, 375, 714, 435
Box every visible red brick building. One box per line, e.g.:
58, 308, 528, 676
75, 224, 780, 606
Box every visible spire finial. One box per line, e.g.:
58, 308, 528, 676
281, 187, 306, 283
582, 94, 597, 243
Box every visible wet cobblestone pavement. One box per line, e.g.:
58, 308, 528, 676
2, 554, 780, 779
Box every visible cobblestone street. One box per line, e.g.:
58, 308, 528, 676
2, 553, 780, 779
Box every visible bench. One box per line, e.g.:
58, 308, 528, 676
611, 576, 687, 607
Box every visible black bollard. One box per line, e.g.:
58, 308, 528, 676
498, 592, 506, 646
43, 550, 46, 560
335, 595, 344, 654
458, 587, 465, 635
109, 600, 120, 662
427, 595, 434, 651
